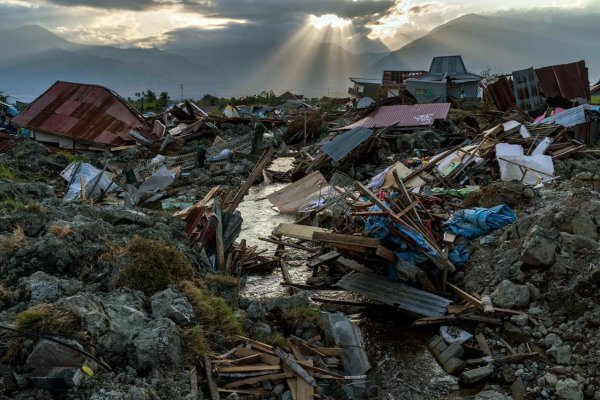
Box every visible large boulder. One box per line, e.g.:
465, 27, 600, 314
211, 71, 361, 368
520, 226, 557, 267
265, 292, 309, 312
129, 318, 183, 372
22, 271, 83, 305
151, 288, 195, 326
554, 208, 598, 240
491, 280, 530, 308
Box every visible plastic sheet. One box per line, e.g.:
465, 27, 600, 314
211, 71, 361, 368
61, 162, 118, 203
443, 204, 516, 239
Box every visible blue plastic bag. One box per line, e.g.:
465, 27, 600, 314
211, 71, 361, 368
443, 204, 516, 239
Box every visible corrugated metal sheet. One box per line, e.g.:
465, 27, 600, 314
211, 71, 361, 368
429, 56, 467, 74
12, 81, 153, 147
487, 76, 515, 111
537, 105, 588, 127
534, 60, 590, 101
322, 127, 374, 162
513, 68, 543, 113
336, 272, 451, 317
344, 103, 450, 130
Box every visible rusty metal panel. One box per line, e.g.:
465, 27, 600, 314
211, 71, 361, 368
513, 68, 543, 113
336, 272, 452, 317
534, 60, 590, 101
345, 103, 450, 129
12, 81, 153, 147
487, 76, 515, 111
321, 127, 374, 162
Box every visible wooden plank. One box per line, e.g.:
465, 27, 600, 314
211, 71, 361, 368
204, 356, 220, 400
447, 283, 483, 309
218, 389, 271, 396
225, 252, 234, 275
226, 147, 275, 213
259, 236, 313, 251
296, 360, 314, 400
312, 232, 380, 248
235, 335, 275, 352
476, 333, 492, 356
174, 186, 220, 217
223, 372, 293, 389
297, 361, 344, 379
275, 223, 327, 241
307, 251, 340, 268
288, 340, 305, 361
280, 259, 293, 284
214, 198, 225, 271
335, 257, 371, 273
283, 365, 298, 400
313, 347, 343, 357
234, 347, 280, 365
375, 245, 396, 262
231, 354, 262, 365
217, 365, 281, 373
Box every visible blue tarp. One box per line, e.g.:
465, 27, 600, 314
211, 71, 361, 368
443, 204, 516, 239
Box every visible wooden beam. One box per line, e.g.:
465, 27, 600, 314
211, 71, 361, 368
447, 283, 483, 309
280, 259, 293, 284
214, 198, 225, 271
204, 356, 220, 400
226, 147, 275, 213
312, 232, 380, 248
217, 365, 281, 373
223, 372, 293, 389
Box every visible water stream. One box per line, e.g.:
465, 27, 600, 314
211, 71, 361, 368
236, 158, 468, 399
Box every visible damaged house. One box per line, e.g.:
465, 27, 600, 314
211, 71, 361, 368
406, 55, 483, 103
12, 81, 156, 150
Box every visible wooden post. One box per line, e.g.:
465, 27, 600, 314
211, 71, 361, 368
213, 198, 225, 272
204, 356, 220, 400
226, 148, 274, 213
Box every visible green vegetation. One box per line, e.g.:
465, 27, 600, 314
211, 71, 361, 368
205, 274, 240, 288
15, 303, 79, 334
197, 90, 282, 108
0, 198, 27, 211
54, 151, 87, 163
251, 331, 288, 349
592, 95, 600, 105
280, 306, 324, 331
127, 90, 171, 113
0, 165, 21, 182
115, 236, 194, 296
182, 325, 211, 362
179, 280, 244, 338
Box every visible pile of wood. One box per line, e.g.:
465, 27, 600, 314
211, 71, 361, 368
206, 336, 351, 400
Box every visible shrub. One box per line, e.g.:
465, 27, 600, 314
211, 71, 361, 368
0, 165, 20, 182
0, 225, 26, 254
15, 303, 79, 334
0, 285, 10, 301
49, 223, 73, 238
280, 306, 323, 331
115, 236, 194, 296
250, 331, 288, 349
183, 325, 211, 363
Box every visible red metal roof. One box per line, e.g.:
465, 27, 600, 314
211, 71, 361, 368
344, 103, 451, 129
534, 60, 590, 101
12, 81, 153, 147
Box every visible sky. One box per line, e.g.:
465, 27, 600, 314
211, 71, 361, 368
0, 0, 596, 52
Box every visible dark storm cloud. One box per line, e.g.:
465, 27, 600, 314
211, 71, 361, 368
44, 0, 177, 10
180, 0, 395, 21
409, 4, 432, 14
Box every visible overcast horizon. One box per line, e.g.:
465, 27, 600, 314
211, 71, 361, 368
1, 0, 598, 53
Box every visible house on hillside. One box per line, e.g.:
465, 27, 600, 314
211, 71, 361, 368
591, 79, 600, 100
406, 56, 483, 103
348, 77, 381, 100
12, 81, 156, 149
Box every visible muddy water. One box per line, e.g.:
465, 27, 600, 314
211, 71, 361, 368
237, 160, 467, 399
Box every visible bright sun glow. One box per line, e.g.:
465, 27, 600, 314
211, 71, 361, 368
309, 14, 351, 29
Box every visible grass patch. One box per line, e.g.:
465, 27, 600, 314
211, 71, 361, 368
251, 331, 288, 349
49, 223, 72, 238
15, 303, 79, 334
0, 165, 21, 182
205, 274, 240, 287
55, 151, 87, 163
592, 95, 600, 105
280, 306, 324, 331
0, 198, 27, 211
115, 236, 194, 296
0, 225, 26, 254
180, 280, 243, 337
182, 325, 211, 363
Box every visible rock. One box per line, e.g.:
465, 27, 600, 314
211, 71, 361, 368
252, 322, 272, 336
246, 301, 267, 321
521, 226, 557, 266
543, 333, 562, 348
129, 318, 183, 372
560, 232, 599, 253
591, 265, 600, 283
467, 389, 513, 400
23, 271, 83, 305
554, 208, 598, 240
511, 314, 529, 327
491, 280, 530, 308
547, 344, 572, 365
24, 339, 85, 371
556, 378, 583, 400
265, 292, 309, 312
151, 288, 195, 326
459, 365, 495, 386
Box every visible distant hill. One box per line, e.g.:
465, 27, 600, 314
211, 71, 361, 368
0, 25, 221, 102
371, 13, 600, 79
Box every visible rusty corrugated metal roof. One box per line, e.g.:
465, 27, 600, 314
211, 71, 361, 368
344, 103, 450, 129
534, 60, 590, 101
336, 272, 451, 317
487, 76, 515, 112
12, 81, 153, 147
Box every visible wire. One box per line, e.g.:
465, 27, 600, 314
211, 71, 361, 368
0, 324, 112, 372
